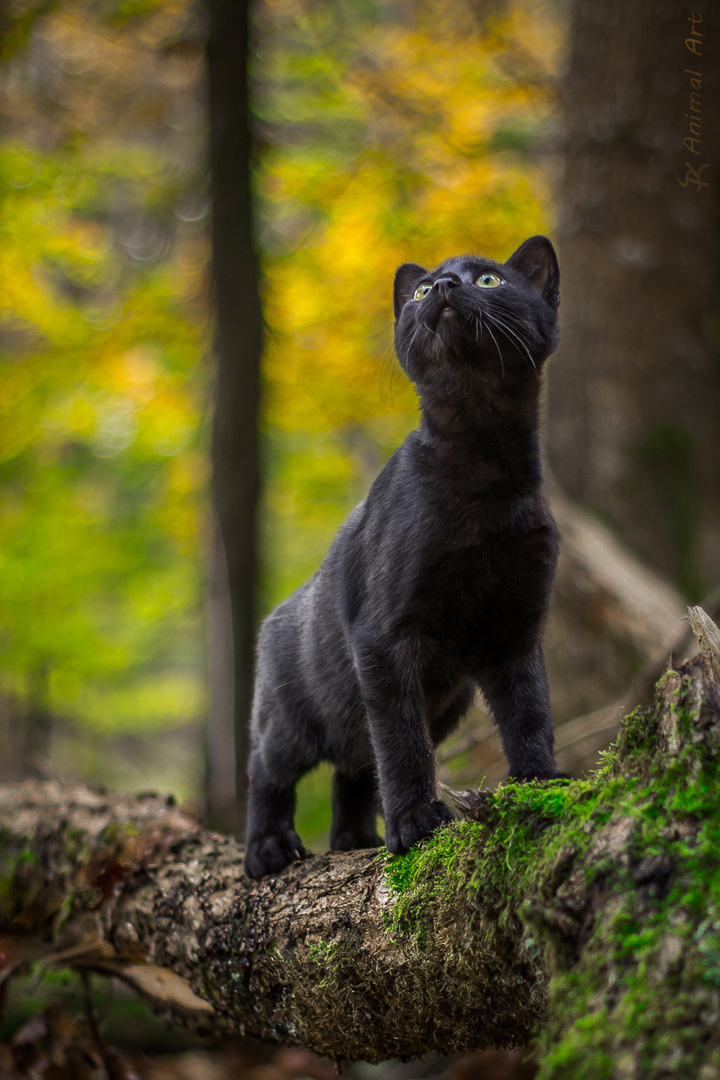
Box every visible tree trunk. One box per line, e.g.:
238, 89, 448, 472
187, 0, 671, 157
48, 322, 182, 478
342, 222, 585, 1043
21, 664, 51, 775
205, 517, 239, 829
0, 695, 16, 782
2, 610, 720, 1077
204, 0, 263, 831
547, 0, 720, 596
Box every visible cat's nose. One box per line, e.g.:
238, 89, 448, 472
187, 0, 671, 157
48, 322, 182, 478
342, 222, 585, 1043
432, 275, 459, 293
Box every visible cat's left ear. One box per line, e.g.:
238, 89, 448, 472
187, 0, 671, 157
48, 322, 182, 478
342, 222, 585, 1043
506, 236, 560, 310
394, 262, 428, 319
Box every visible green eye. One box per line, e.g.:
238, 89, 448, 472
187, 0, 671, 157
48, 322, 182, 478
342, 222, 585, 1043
476, 272, 503, 289
413, 283, 432, 301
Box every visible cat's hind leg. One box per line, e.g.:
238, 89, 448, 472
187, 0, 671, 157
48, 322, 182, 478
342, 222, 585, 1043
330, 764, 383, 851
244, 749, 308, 879
244, 599, 324, 878
429, 680, 475, 746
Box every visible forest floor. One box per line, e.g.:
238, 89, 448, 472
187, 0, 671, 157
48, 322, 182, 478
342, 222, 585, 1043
0, 986, 535, 1080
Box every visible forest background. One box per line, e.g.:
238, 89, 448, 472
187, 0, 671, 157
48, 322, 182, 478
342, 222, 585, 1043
0, 0, 717, 856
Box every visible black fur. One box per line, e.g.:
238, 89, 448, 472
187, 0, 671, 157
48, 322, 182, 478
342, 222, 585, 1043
244, 235, 562, 879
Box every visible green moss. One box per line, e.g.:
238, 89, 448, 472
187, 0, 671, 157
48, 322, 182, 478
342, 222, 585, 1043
377, 659, 720, 1076
382, 780, 593, 947
306, 937, 359, 979
381, 819, 484, 945
97, 821, 139, 846
0, 841, 49, 924
286, 934, 382, 1056
534, 667, 720, 1077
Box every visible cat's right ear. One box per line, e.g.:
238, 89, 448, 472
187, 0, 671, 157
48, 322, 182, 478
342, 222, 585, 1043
393, 263, 428, 319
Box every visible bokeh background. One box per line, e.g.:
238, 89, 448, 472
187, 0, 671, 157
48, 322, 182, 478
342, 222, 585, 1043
0, 0, 718, 887
0, 0, 563, 829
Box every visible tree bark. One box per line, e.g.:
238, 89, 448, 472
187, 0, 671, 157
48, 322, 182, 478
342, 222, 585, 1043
204, 0, 263, 831
0, 786, 546, 1060
547, 0, 720, 596
2, 611, 720, 1077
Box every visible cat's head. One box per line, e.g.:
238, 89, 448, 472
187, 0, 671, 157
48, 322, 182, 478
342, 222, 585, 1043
393, 236, 560, 385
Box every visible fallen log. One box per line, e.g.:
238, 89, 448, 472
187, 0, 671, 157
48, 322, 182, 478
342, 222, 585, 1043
2, 608, 720, 1076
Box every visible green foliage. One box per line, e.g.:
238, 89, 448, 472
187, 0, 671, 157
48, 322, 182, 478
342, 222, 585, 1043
0, 4, 208, 774
0, 966, 185, 1050
295, 761, 334, 851
0, 134, 206, 733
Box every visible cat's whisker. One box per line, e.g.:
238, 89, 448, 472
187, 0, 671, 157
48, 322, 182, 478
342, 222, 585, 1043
380, 358, 393, 408
466, 310, 480, 347
375, 342, 395, 407
484, 320, 505, 380
487, 311, 529, 353
490, 310, 539, 373
375, 343, 395, 404
487, 312, 538, 377
403, 323, 423, 367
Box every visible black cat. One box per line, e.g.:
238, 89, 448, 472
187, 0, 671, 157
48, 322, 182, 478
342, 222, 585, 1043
244, 235, 562, 879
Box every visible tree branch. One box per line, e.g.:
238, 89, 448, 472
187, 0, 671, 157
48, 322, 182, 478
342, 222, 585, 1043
2, 610, 720, 1075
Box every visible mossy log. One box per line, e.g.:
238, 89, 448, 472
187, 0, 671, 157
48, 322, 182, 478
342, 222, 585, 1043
2, 608, 720, 1077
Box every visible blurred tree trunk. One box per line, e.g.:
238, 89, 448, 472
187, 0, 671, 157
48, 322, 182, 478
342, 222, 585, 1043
204, 0, 263, 832
21, 664, 51, 775
0, 694, 15, 781
206, 519, 237, 824
547, 0, 720, 597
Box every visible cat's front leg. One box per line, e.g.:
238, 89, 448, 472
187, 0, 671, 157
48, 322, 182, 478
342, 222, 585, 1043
478, 648, 560, 780
354, 634, 455, 855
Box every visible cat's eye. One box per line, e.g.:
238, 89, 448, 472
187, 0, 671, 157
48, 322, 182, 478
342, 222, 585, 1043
476, 272, 503, 289
413, 283, 432, 301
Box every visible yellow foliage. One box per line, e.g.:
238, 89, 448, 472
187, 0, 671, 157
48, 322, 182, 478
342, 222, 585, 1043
259, 0, 560, 579
0, 2, 208, 748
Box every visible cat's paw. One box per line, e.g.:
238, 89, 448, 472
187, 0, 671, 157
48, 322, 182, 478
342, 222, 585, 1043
243, 828, 306, 879
330, 828, 384, 852
385, 799, 456, 855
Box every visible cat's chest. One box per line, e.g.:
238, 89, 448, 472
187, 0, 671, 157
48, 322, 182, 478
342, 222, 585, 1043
400, 504, 557, 637
418, 481, 542, 552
